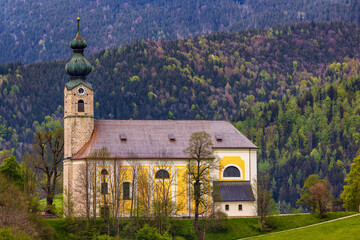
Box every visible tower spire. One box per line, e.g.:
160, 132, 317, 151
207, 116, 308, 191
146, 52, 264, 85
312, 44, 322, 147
65, 17, 92, 80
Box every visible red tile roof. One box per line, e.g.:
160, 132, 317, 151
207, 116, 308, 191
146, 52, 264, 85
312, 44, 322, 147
72, 120, 258, 160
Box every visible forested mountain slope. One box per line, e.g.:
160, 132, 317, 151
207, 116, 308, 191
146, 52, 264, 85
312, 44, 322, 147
1, 21, 360, 210
1, 0, 360, 63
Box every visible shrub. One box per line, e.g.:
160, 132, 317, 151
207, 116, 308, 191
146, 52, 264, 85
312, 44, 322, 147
135, 224, 171, 240
173, 236, 186, 240
170, 219, 196, 240
122, 219, 142, 239
208, 210, 228, 232
29, 215, 55, 240
264, 215, 278, 230
0, 227, 33, 240
93, 235, 114, 240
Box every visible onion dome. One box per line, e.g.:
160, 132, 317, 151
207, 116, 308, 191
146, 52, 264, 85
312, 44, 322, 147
65, 18, 92, 79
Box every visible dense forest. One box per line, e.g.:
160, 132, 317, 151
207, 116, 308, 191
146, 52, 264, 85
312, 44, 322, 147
1, 21, 360, 210
1, 0, 360, 63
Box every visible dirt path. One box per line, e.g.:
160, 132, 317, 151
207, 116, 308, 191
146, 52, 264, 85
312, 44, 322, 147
239, 213, 360, 240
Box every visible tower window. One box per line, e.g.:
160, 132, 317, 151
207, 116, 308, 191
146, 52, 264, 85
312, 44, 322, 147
123, 182, 131, 200
223, 166, 241, 178
225, 204, 229, 211
78, 100, 84, 112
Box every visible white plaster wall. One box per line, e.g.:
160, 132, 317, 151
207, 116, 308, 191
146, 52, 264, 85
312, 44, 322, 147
215, 201, 257, 217
213, 149, 257, 184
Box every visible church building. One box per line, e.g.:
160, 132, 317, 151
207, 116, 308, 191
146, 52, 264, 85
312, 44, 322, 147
63, 18, 258, 218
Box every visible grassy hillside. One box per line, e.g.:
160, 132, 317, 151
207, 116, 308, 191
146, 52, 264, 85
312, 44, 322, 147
1, 0, 360, 63
254, 214, 360, 240
45, 212, 357, 240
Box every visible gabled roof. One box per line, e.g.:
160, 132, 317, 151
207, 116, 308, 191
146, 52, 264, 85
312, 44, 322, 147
213, 181, 255, 202
72, 120, 258, 160
65, 79, 93, 90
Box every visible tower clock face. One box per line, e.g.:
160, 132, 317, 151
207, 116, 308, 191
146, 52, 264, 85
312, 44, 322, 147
77, 86, 86, 95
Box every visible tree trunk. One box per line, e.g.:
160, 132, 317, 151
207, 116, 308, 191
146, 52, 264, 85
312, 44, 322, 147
194, 181, 200, 231
46, 174, 53, 207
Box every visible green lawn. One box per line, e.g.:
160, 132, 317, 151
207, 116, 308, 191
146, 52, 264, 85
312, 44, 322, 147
253, 214, 360, 240
45, 212, 357, 240
206, 212, 356, 240
39, 193, 63, 216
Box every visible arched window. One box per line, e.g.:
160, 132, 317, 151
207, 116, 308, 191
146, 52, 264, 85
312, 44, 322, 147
155, 169, 170, 179
223, 166, 241, 178
78, 100, 84, 112
101, 169, 109, 195
123, 182, 131, 200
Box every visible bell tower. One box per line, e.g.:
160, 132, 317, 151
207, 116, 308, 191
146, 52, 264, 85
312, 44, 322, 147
64, 17, 94, 160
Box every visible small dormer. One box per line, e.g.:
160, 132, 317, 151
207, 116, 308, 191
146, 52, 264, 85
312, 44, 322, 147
168, 133, 176, 142
215, 133, 223, 142
120, 134, 127, 142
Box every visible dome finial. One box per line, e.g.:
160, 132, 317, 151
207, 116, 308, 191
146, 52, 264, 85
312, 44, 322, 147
65, 17, 92, 79
77, 17, 80, 32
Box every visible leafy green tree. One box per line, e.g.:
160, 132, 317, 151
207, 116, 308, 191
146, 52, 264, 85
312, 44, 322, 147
297, 174, 320, 212
0, 155, 24, 189
341, 153, 360, 211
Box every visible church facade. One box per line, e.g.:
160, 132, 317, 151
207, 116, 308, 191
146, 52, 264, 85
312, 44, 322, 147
63, 19, 258, 218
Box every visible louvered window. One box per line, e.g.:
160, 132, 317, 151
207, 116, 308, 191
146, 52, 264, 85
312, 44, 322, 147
223, 166, 240, 178
78, 100, 84, 112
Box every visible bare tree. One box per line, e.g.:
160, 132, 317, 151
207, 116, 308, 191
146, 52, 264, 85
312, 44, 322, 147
111, 158, 126, 235
127, 159, 140, 218
253, 173, 272, 230
184, 131, 217, 233
138, 166, 152, 218
90, 147, 110, 219
29, 128, 64, 208
151, 158, 180, 234
75, 161, 91, 219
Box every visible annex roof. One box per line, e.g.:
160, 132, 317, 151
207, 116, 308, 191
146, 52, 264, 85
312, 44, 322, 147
72, 120, 258, 160
213, 181, 255, 202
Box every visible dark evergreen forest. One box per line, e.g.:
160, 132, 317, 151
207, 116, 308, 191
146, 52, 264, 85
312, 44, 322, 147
1, 21, 360, 211
1, 0, 360, 63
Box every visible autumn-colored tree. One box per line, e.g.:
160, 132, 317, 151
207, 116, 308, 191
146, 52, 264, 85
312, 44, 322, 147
297, 174, 320, 212
297, 174, 333, 216
310, 180, 332, 218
